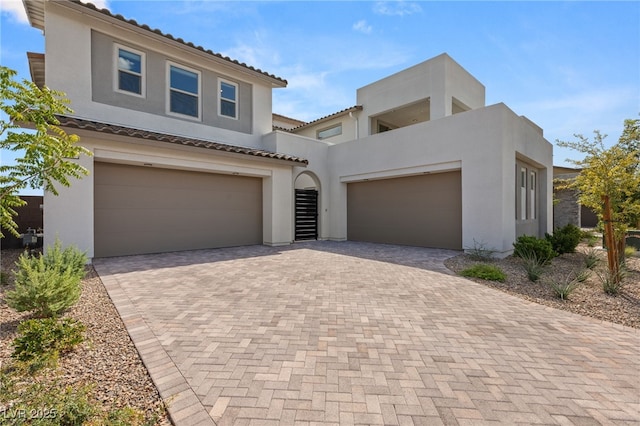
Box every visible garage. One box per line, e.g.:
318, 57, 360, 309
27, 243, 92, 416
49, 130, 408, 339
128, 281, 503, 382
94, 162, 262, 257
347, 170, 462, 250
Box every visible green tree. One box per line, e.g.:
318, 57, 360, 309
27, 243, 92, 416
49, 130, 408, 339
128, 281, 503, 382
0, 66, 91, 237
557, 121, 640, 284
618, 118, 640, 228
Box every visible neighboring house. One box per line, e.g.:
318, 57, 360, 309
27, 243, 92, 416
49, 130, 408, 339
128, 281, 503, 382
553, 166, 598, 229
24, 0, 552, 259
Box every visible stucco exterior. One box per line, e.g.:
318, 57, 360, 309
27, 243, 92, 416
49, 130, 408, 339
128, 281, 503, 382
27, 0, 552, 259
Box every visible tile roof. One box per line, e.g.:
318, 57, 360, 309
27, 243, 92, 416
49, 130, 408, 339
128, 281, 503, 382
56, 116, 308, 165
29, 0, 287, 86
289, 106, 363, 132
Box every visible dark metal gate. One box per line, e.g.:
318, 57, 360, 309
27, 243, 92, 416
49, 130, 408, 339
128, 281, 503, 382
295, 189, 318, 240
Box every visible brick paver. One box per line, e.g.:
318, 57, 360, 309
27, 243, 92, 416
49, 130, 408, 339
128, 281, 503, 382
94, 241, 640, 425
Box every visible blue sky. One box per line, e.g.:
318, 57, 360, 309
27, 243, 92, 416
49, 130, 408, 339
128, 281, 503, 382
1, 0, 639, 195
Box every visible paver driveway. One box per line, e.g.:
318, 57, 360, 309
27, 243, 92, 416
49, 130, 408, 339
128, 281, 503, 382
94, 241, 639, 426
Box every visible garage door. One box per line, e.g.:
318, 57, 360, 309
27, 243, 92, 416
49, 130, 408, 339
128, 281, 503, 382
94, 162, 262, 257
347, 171, 462, 250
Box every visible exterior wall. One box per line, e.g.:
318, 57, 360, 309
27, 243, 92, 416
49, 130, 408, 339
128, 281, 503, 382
356, 54, 485, 137
45, 131, 296, 258
324, 103, 551, 256
554, 188, 581, 229
90, 30, 253, 134
43, 1, 274, 149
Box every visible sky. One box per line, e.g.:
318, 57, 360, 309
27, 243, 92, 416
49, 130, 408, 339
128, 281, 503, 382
1, 0, 639, 195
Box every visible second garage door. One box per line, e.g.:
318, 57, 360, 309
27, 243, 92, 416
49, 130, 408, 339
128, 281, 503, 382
347, 171, 462, 250
94, 162, 262, 257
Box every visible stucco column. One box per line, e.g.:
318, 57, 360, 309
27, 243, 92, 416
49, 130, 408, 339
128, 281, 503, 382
263, 167, 293, 246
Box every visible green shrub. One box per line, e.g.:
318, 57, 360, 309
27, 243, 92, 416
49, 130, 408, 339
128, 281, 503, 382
546, 274, 580, 300
519, 250, 546, 282
546, 224, 582, 255
460, 264, 506, 282
513, 235, 556, 265
0, 369, 95, 425
624, 246, 637, 258
583, 247, 600, 269
5, 241, 86, 318
12, 318, 85, 373
0, 271, 7, 286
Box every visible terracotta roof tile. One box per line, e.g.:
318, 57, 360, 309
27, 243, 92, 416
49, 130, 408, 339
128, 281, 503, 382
56, 116, 308, 165
289, 106, 363, 132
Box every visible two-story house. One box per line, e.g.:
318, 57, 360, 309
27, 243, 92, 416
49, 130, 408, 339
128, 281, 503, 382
24, 0, 552, 259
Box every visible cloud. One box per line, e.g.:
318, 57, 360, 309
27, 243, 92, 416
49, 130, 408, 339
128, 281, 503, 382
0, 0, 110, 24
373, 1, 422, 17
353, 20, 373, 34
0, 0, 28, 24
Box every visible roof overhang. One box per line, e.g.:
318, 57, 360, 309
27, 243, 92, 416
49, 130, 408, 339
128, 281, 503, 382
290, 106, 363, 132
56, 115, 308, 166
27, 52, 45, 88
23, 0, 45, 30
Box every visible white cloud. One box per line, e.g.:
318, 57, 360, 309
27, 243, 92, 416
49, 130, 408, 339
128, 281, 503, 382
353, 20, 372, 34
0, 0, 28, 24
373, 1, 422, 17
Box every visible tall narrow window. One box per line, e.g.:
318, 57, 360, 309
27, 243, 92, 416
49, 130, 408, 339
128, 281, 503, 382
115, 45, 144, 96
520, 167, 527, 220
219, 80, 237, 118
530, 171, 536, 219
168, 63, 200, 119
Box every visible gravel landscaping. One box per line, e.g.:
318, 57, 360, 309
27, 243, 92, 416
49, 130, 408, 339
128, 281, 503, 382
445, 243, 640, 329
0, 249, 168, 425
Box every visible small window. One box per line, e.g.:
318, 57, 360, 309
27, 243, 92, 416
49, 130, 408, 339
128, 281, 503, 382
530, 171, 536, 219
115, 45, 144, 96
219, 80, 237, 119
168, 63, 200, 119
520, 167, 527, 220
317, 124, 342, 140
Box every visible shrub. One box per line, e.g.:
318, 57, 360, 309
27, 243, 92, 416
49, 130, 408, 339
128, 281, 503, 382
624, 246, 637, 258
546, 274, 580, 300
519, 250, 546, 282
464, 239, 496, 261
583, 247, 600, 269
460, 264, 506, 282
12, 317, 85, 373
5, 241, 86, 318
575, 268, 591, 283
545, 224, 582, 255
0, 271, 7, 286
513, 235, 556, 265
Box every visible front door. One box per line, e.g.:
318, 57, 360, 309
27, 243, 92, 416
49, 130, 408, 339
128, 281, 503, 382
295, 189, 318, 240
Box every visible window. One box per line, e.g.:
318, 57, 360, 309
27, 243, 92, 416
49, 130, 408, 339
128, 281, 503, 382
219, 80, 237, 118
530, 171, 536, 219
520, 167, 527, 220
168, 63, 200, 119
317, 124, 342, 140
115, 45, 144, 96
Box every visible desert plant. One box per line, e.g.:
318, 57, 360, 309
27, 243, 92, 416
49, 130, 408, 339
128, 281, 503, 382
546, 223, 582, 255
519, 250, 546, 282
12, 317, 85, 373
5, 242, 86, 318
583, 247, 600, 269
513, 235, 556, 265
464, 239, 496, 261
460, 264, 506, 282
0, 270, 7, 286
575, 268, 591, 283
597, 266, 627, 295
546, 274, 580, 300
624, 246, 637, 258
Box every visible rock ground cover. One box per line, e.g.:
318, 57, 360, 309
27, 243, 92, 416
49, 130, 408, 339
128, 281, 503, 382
0, 249, 168, 425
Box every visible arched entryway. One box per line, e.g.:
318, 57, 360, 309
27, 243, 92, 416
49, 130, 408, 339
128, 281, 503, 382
294, 172, 320, 241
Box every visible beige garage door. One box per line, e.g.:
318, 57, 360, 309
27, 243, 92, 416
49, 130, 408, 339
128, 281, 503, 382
94, 162, 262, 257
347, 171, 462, 250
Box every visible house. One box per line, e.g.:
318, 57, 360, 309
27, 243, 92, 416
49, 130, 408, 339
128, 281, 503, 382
23, 0, 552, 259
553, 166, 598, 229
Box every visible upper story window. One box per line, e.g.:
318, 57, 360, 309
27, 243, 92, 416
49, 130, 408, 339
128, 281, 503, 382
168, 63, 200, 119
115, 45, 145, 96
317, 123, 342, 140
219, 80, 237, 119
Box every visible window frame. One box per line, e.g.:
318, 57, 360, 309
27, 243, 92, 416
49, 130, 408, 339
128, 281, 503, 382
218, 78, 238, 120
520, 167, 527, 220
530, 170, 536, 219
317, 123, 343, 140
114, 44, 145, 98
166, 61, 202, 121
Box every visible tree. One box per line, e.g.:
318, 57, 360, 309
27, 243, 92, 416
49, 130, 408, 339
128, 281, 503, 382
0, 66, 91, 237
557, 121, 640, 284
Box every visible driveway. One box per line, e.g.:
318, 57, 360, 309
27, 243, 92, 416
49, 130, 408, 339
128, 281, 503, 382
94, 241, 639, 425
